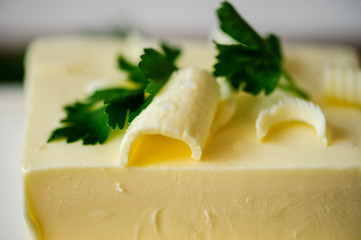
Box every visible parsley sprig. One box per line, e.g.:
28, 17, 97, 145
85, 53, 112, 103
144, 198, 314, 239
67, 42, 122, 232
48, 43, 180, 145
214, 1, 308, 99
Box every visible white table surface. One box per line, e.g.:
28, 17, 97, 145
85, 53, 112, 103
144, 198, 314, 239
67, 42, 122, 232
0, 84, 27, 239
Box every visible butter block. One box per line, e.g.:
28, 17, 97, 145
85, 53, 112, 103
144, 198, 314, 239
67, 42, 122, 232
21, 36, 361, 240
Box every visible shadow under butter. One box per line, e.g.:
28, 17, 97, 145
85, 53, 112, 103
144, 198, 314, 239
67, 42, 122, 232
261, 121, 322, 145
127, 134, 194, 167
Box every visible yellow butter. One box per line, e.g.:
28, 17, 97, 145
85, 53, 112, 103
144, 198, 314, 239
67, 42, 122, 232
256, 97, 328, 145
22, 36, 361, 240
119, 67, 220, 165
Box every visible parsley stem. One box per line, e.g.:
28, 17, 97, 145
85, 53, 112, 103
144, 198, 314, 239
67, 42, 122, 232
279, 69, 309, 100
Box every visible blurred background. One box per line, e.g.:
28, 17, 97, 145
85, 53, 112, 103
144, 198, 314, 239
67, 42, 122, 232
1, 0, 361, 82
0, 0, 360, 239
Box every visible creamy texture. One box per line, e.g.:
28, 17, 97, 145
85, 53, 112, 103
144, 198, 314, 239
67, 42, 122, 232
22, 36, 361, 239
25, 167, 361, 240
323, 62, 361, 105
119, 67, 220, 165
256, 98, 327, 145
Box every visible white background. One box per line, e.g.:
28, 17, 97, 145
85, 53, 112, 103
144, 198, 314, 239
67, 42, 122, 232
0, 86, 25, 239
0, 0, 361, 239
1, 0, 361, 51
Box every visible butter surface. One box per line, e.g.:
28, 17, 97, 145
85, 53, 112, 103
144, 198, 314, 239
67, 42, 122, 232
22, 36, 361, 239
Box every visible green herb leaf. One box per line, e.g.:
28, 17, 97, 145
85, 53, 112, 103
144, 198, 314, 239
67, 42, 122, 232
118, 56, 148, 85
48, 42, 181, 145
91, 88, 145, 129
214, 1, 308, 99
161, 42, 181, 63
128, 95, 154, 123
216, 1, 264, 49
214, 42, 282, 95
139, 43, 180, 95
48, 87, 144, 144
48, 102, 111, 144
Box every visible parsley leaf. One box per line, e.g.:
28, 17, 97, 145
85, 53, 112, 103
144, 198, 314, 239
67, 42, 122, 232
48, 42, 180, 145
118, 56, 148, 85
214, 42, 282, 95
216, 1, 264, 49
129, 42, 180, 121
90, 88, 145, 129
161, 42, 181, 63
214, 1, 308, 99
139, 42, 180, 95
48, 88, 145, 144
48, 102, 111, 144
